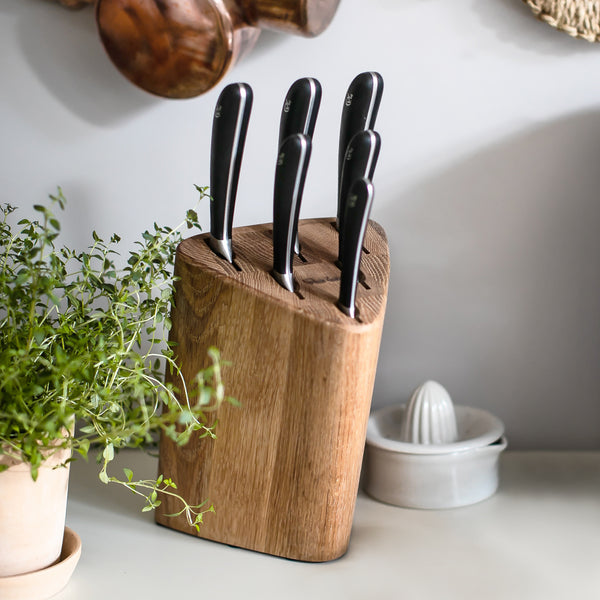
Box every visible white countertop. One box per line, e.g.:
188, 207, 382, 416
56, 451, 600, 600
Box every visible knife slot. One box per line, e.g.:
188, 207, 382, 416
362, 246, 370, 254
293, 282, 305, 300
202, 238, 244, 272
359, 271, 370, 290
297, 252, 308, 263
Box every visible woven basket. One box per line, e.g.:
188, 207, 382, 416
524, 0, 600, 42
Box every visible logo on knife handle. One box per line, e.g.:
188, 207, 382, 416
345, 92, 354, 107
277, 151, 285, 166
214, 104, 222, 118
283, 99, 292, 113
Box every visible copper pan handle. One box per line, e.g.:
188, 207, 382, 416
241, 0, 341, 37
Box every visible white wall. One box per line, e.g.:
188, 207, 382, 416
2, 0, 600, 449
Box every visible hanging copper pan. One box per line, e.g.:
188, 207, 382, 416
94, 0, 341, 98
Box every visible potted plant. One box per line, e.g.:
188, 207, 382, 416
0, 187, 230, 582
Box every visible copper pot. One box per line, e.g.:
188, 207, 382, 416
96, 0, 341, 99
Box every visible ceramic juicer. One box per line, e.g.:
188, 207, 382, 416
364, 381, 507, 509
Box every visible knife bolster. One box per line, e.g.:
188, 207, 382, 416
156, 217, 389, 562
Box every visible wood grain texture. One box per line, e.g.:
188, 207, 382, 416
156, 218, 389, 562
96, 0, 260, 99
241, 0, 341, 37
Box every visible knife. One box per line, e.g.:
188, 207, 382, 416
272, 133, 312, 292
278, 77, 321, 254
337, 178, 375, 318
337, 129, 381, 264
337, 72, 383, 227
278, 77, 322, 147
209, 82, 253, 263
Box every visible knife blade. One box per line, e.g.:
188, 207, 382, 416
337, 178, 375, 318
272, 133, 312, 292
337, 129, 381, 264
209, 82, 253, 263
278, 77, 322, 147
337, 71, 383, 227
278, 77, 321, 255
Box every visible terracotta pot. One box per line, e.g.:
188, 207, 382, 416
0, 447, 71, 577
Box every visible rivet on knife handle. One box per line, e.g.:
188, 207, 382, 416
337, 72, 383, 227
272, 134, 312, 292
337, 129, 381, 265
209, 82, 253, 263
337, 178, 375, 318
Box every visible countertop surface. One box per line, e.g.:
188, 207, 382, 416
55, 451, 600, 600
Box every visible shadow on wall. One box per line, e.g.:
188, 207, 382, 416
0, 0, 287, 128
1, 0, 156, 126
374, 110, 600, 450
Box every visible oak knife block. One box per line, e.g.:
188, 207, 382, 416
156, 217, 389, 562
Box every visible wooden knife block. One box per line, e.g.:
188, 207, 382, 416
156, 217, 389, 562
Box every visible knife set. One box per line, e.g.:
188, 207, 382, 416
156, 73, 390, 562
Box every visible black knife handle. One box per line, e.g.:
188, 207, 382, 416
278, 77, 322, 147
338, 178, 375, 318
272, 134, 312, 284
337, 72, 383, 222
210, 82, 253, 241
337, 129, 381, 262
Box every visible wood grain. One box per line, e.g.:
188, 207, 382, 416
241, 0, 341, 37
96, 0, 260, 99
156, 218, 389, 562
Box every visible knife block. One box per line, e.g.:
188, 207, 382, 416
156, 217, 389, 562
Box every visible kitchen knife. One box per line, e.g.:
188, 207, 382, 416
272, 133, 312, 292
337, 129, 381, 264
209, 82, 253, 263
337, 178, 375, 318
337, 72, 383, 227
278, 77, 322, 147
278, 77, 321, 254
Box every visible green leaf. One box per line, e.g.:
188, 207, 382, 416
0, 191, 226, 531
227, 396, 241, 407
77, 439, 90, 460
103, 443, 114, 462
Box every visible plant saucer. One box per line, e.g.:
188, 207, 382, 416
0, 527, 81, 600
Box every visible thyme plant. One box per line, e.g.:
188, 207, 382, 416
0, 187, 230, 529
